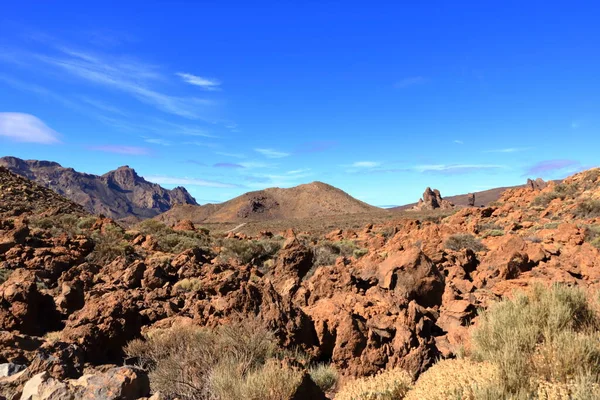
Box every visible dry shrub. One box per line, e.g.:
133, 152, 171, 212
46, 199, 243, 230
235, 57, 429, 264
136, 219, 211, 253
445, 234, 487, 252
211, 359, 302, 400
405, 359, 500, 400
124, 320, 297, 400
336, 368, 413, 400
573, 199, 600, 219
87, 223, 133, 264
173, 278, 202, 292
308, 363, 338, 392
471, 284, 600, 396
219, 238, 282, 266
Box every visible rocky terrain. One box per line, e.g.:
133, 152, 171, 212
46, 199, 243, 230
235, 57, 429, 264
157, 181, 380, 224
1, 166, 600, 399
0, 157, 197, 221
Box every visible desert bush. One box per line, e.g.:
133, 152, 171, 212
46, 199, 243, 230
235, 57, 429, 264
471, 284, 600, 395
219, 238, 281, 266
312, 242, 340, 268
173, 278, 202, 292
125, 320, 288, 400
481, 229, 504, 238
532, 183, 580, 208
573, 199, 600, 219
308, 363, 338, 392
0, 269, 11, 284
445, 234, 487, 252
211, 359, 302, 400
353, 248, 369, 258
405, 359, 500, 400
76, 215, 98, 230
336, 368, 413, 400
87, 224, 133, 264
477, 222, 502, 231
524, 235, 542, 243
30, 214, 90, 237
136, 219, 211, 253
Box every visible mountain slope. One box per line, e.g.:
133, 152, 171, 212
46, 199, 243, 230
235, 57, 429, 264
0, 156, 197, 220
156, 181, 381, 224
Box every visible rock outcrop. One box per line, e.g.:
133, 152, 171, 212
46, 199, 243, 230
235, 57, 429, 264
412, 188, 455, 211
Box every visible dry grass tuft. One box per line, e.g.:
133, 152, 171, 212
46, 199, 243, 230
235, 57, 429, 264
308, 363, 338, 392
336, 368, 413, 400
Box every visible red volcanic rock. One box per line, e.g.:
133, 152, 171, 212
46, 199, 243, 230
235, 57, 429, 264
172, 219, 196, 232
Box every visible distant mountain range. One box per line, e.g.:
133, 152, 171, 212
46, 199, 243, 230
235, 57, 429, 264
0, 156, 197, 220
156, 181, 380, 224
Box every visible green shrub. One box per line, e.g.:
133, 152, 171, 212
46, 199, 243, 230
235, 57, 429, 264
308, 363, 338, 392
87, 224, 133, 264
336, 368, 413, 400
444, 234, 487, 252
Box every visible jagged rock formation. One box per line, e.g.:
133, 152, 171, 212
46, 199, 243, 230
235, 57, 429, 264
467, 193, 475, 207
0, 157, 197, 220
412, 188, 455, 211
157, 181, 380, 224
527, 177, 548, 191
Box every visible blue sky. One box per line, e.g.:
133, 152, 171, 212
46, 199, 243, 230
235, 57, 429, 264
0, 1, 598, 206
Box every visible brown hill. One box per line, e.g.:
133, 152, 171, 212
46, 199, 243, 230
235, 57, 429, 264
0, 156, 197, 220
156, 181, 381, 225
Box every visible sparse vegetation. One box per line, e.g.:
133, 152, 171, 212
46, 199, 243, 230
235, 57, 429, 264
0, 268, 11, 284
308, 363, 338, 392
336, 368, 413, 400
532, 183, 579, 208
481, 229, 504, 238
573, 199, 600, 219
219, 238, 282, 266
136, 219, 211, 253
445, 233, 487, 252
125, 320, 302, 400
173, 278, 202, 292
87, 223, 133, 264
470, 284, 600, 396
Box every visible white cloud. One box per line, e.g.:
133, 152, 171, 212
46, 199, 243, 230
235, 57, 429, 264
287, 168, 311, 175
352, 161, 381, 168
454, 140, 464, 144
484, 147, 530, 153
87, 145, 149, 155
414, 164, 505, 173
144, 175, 238, 188
0, 112, 60, 144
176, 72, 221, 91
144, 138, 171, 146
239, 161, 274, 169
255, 148, 290, 158
215, 151, 246, 158
16, 47, 219, 121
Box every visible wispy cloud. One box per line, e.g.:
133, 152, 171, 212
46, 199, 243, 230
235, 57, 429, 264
394, 76, 428, 89
352, 161, 381, 168
0, 112, 60, 144
176, 72, 221, 91
239, 161, 274, 169
571, 120, 582, 129
294, 140, 338, 154
255, 148, 290, 158
186, 160, 207, 166
3, 47, 220, 121
414, 164, 505, 174
144, 138, 171, 146
214, 162, 244, 168
87, 145, 149, 155
215, 151, 246, 158
287, 168, 311, 175
454, 140, 464, 144
144, 175, 240, 188
484, 147, 530, 153
524, 160, 580, 176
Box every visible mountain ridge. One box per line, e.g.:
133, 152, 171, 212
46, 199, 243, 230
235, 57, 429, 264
0, 156, 198, 220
